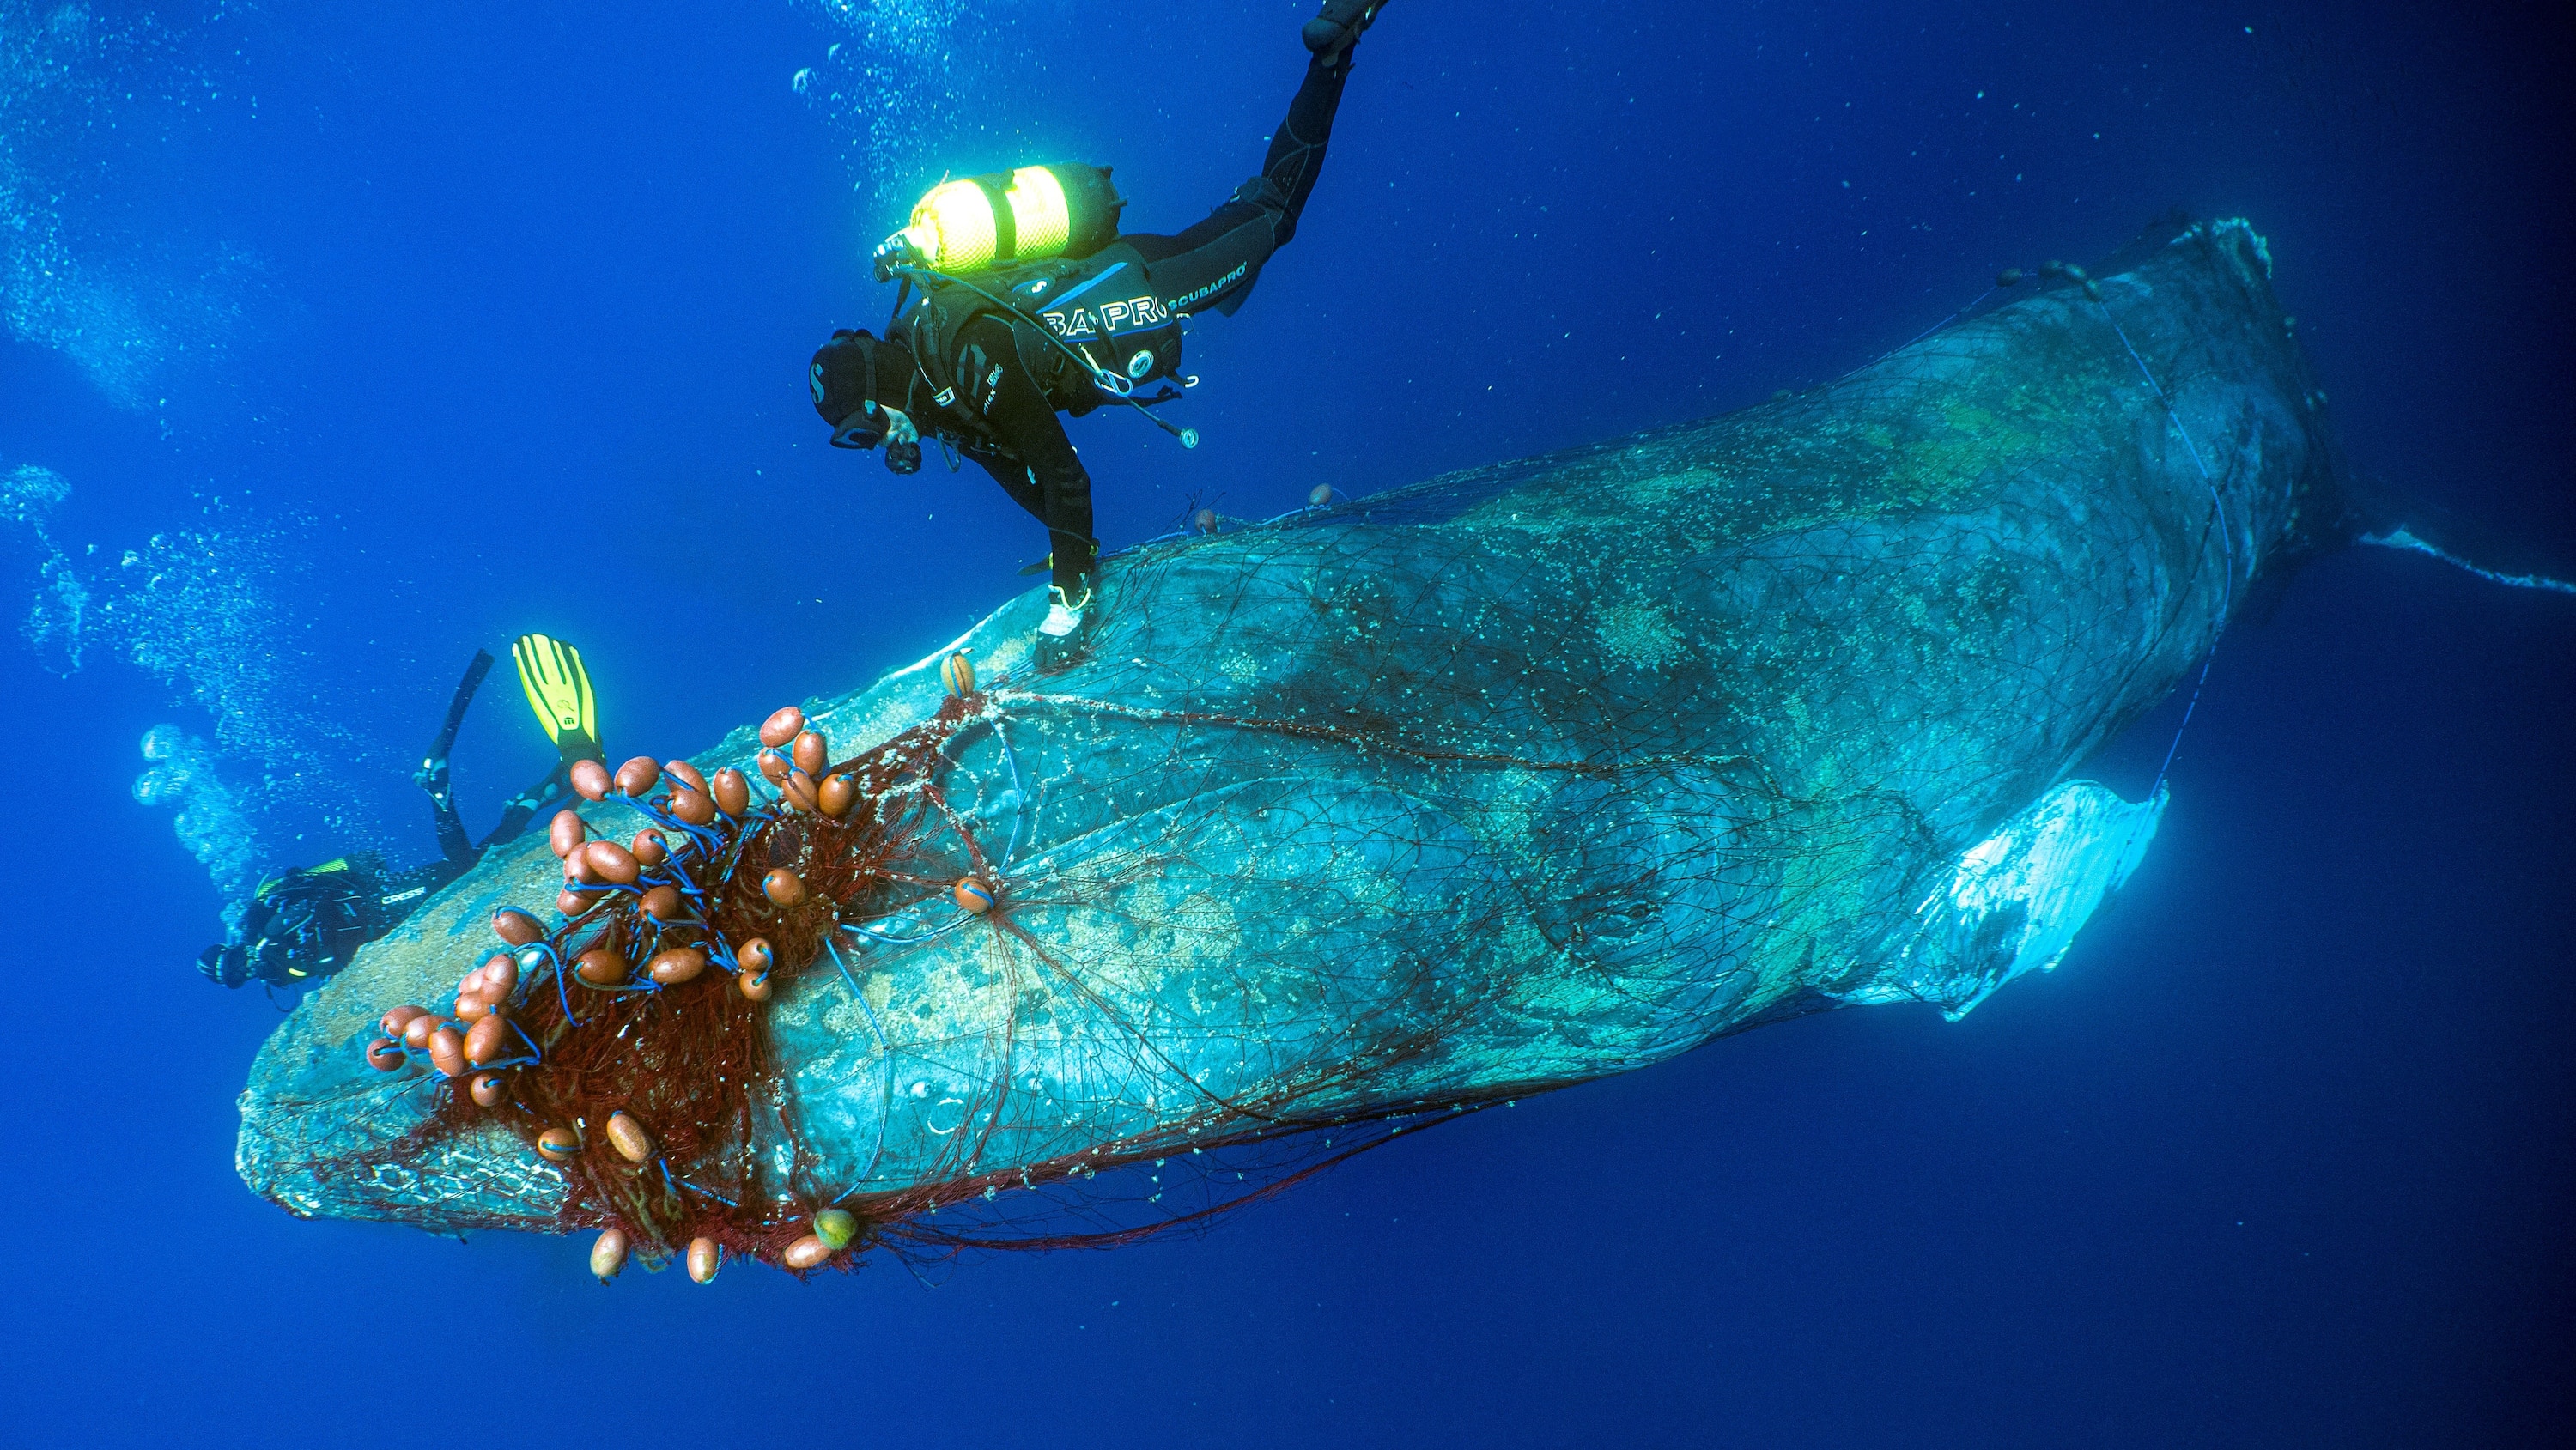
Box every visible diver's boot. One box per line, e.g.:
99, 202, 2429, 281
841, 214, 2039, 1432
1038, 583, 1092, 639
1303, 1, 1388, 65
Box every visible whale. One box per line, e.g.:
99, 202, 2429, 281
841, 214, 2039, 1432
236, 216, 2386, 1265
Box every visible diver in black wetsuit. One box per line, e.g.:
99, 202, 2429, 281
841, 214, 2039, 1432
806, 2, 1394, 640
194, 635, 605, 991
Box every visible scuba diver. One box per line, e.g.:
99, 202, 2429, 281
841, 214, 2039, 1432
195, 634, 605, 992
807, 1, 1395, 640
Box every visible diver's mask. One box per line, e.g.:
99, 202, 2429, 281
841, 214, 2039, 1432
197, 943, 249, 989
829, 404, 885, 452
834, 403, 923, 475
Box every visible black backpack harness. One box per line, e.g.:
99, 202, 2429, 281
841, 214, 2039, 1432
886, 244, 1199, 451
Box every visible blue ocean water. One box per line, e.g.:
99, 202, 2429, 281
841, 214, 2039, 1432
3, 1, 2569, 1443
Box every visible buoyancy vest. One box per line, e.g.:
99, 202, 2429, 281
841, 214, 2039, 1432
897, 241, 1184, 429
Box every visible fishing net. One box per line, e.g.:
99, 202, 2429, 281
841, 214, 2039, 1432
243, 217, 2342, 1275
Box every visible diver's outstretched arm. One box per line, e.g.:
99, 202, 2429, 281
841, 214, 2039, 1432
952, 315, 1097, 598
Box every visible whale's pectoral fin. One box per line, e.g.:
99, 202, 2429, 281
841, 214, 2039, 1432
1847, 780, 2166, 1021
2359, 525, 2576, 596
2344, 475, 2576, 595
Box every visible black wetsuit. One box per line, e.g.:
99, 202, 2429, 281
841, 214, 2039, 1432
901, 53, 1358, 599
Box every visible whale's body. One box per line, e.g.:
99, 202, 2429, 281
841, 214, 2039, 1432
238, 219, 2336, 1247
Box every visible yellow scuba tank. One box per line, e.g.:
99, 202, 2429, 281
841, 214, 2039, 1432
883, 164, 1123, 276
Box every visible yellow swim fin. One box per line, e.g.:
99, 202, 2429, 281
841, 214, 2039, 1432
512, 633, 602, 765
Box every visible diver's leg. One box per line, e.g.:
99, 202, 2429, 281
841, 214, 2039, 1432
1130, 49, 1361, 315
417, 648, 495, 866
428, 788, 477, 867
479, 762, 571, 851
1256, 44, 1359, 236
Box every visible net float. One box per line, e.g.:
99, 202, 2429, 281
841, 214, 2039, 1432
665, 760, 708, 793
1309, 483, 1335, 507
581, 840, 640, 886
604, 1111, 653, 1163
712, 769, 750, 816
556, 888, 592, 918
756, 748, 791, 786
1996, 266, 2025, 288
364, 1038, 406, 1072
813, 1208, 858, 1250
469, 1071, 508, 1107
401, 1014, 443, 1051
574, 946, 629, 986
483, 956, 520, 996
817, 774, 855, 817
954, 877, 996, 914
569, 758, 611, 802
781, 769, 819, 813
638, 884, 684, 923
1193, 507, 1219, 535
464, 1013, 511, 1066
941, 652, 975, 696
687, 1236, 720, 1285
669, 788, 716, 826
536, 1126, 578, 1163
647, 946, 707, 986
454, 994, 492, 1025
562, 847, 603, 885
590, 1228, 629, 1283
630, 830, 669, 868
738, 938, 774, 974
792, 730, 828, 777
548, 810, 586, 859
738, 968, 772, 1002
380, 1004, 429, 1037
613, 755, 662, 797
428, 1026, 469, 1078
758, 707, 805, 749
763, 869, 807, 907
781, 1234, 831, 1271
493, 908, 546, 946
